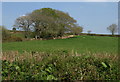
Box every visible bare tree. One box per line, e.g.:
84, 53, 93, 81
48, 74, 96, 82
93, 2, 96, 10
107, 24, 117, 35
14, 15, 33, 38
87, 30, 91, 34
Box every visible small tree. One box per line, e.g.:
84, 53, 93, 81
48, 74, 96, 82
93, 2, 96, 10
87, 30, 91, 34
107, 24, 117, 35
12, 27, 16, 31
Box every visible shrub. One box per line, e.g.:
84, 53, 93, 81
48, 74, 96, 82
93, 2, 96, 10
1, 26, 11, 41
10, 36, 23, 42
3, 36, 23, 42
2, 51, 119, 80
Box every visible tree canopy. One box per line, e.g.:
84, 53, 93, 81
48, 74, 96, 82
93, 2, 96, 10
14, 8, 83, 39
107, 24, 117, 35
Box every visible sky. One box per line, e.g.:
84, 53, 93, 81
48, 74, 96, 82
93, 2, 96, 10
1, 2, 118, 34
1, 0, 120, 2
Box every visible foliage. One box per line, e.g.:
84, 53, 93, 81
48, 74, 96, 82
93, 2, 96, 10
12, 27, 16, 31
8, 36, 23, 42
14, 8, 83, 39
2, 51, 119, 80
2, 36, 23, 42
1, 26, 11, 41
70, 25, 83, 35
1, 26, 24, 42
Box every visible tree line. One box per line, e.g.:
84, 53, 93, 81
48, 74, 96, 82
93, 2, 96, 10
13, 8, 83, 39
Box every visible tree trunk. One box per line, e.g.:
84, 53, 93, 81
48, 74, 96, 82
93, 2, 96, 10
35, 35, 38, 39
112, 31, 114, 35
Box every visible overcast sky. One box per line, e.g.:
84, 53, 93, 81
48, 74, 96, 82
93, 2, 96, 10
1, 0, 119, 34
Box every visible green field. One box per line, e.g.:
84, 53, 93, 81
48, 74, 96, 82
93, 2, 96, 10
2, 35, 118, 54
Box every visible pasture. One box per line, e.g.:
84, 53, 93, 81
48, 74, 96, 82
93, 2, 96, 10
2, 35, 118, 54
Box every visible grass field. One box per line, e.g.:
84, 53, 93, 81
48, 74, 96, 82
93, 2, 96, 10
2, 35, 118, 54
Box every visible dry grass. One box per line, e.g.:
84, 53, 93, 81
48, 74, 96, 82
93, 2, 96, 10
2, 51, 118, 63
2, 51, 44, 63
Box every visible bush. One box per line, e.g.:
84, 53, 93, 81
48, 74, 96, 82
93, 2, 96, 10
2, 51, 119, 80
1, 26, 11, 41
3, 36, 23, 42
9, 36, 23, 42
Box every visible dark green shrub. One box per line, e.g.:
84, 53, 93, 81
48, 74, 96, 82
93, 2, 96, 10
2, 52, 119, 80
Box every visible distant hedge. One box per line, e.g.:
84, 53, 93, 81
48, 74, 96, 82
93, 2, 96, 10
80, 33, 120, 37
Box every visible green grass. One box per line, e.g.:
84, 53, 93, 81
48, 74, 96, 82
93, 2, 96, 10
2, 35, 118, 54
